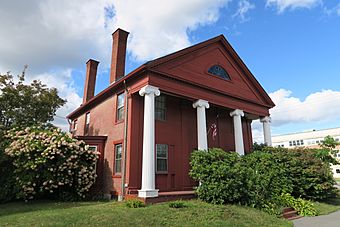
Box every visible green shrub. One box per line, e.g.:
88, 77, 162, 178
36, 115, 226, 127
0, 148, 18, 203
263, 147, 336, 200
0, 129, 19, 203
5, 127, 99, 201
190, 148, 293, 207
125, 199, 145, 208
190, 148, 248, 204
190, 147, 336, 214
278, 193, 318, 216
168, 200, 188, 208
242, 151, 293, 208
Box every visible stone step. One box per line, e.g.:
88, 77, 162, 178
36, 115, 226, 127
281, 207, 301, 220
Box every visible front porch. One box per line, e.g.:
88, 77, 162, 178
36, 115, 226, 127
136, 84, 273, 199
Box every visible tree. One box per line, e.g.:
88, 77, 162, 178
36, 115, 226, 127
321, 135, 339, 151
314, 135, 340, 165
0, 67, 66, 203
0, 67, 66, 129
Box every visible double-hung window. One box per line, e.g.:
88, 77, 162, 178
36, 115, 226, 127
114, 144, 122, 174
85, 112, 90, 134
155, 95, 166, 121
156, 144, 168, 173
117, 93, 125, 121
73, 119, 78, 131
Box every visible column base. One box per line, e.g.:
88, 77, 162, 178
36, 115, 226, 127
138, 189, 159, 198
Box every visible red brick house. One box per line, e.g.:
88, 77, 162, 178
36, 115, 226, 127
67, 28, 275, 200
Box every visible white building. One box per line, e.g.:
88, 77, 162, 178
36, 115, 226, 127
272, 127, 340, 179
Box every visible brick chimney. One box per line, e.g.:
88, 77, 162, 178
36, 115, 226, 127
83, 59, 99, 103
110, 28, 129, 83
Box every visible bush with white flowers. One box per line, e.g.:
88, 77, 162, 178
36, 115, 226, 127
5, 127, 99, 201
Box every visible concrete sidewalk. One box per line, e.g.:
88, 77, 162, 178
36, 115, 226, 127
293, 210, 340, 227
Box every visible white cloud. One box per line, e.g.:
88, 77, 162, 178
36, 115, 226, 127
0, 0, 113, 74
233, 0, 255, 22
337, 3, 340, 15
0, 0, 231, 130
252, 88, 340, 143
251, 122, 264, 143
266, 0, 321, 13
269, 89, 340, 126
0, 0, 231, 73
112, 0, 231, 61
32, 70, 82, 131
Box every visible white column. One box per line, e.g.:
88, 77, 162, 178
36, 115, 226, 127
138, 85, 160, 198
230, 109, 245, 156
192, 99, 209, 150
260, 116, 272, 146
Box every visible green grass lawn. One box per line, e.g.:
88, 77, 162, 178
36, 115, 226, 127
0, 200, 292, 227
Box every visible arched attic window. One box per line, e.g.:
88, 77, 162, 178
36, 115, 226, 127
208, 65, 231, 80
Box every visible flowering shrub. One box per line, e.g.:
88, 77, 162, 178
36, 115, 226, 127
5, 127, 99, 201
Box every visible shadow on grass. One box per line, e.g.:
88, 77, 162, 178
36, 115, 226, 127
320, 197, 340, 206
0, 200, 110, 217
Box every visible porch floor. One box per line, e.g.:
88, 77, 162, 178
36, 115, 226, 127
125, 190, 196, 204
158, 190, 195, 196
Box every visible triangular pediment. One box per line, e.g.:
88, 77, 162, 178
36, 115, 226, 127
147, 36, 275, 108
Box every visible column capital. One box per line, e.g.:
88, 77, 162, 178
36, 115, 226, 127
139, 85, 160, 97
192, 99, 209, 109
260, 116, 271, 123
230, 109, 244, 117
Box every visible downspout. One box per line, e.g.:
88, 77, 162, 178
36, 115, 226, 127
118, 80, 129, 201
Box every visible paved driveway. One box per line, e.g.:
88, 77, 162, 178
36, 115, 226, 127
293, 210, 340, 227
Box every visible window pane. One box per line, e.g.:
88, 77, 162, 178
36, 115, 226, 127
115, 160, 121, 173
115, 145, 122, 158
117, 93, 125, 108
157, 159, 167, 172
88, 146, 97, 151
117, 107, 124, 120
73, 120, 78, 130
157, 149, 167, 158
208, 65, 231, 80
85, 113, 90, 124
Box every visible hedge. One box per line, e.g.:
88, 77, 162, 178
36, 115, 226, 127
190, 147, 336, 212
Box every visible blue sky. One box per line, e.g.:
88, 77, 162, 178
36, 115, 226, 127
1, 0, 340, 140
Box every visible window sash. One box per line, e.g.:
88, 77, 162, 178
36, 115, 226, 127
117, 106, 124, 121
117, 93, 125, 109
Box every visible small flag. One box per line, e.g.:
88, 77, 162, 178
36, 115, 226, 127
210, 123, 217, 140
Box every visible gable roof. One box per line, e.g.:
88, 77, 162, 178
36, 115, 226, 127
145, 35, 275, 107
67, 34, 274, 119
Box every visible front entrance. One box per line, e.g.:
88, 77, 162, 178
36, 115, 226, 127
76, 136, 107, 196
